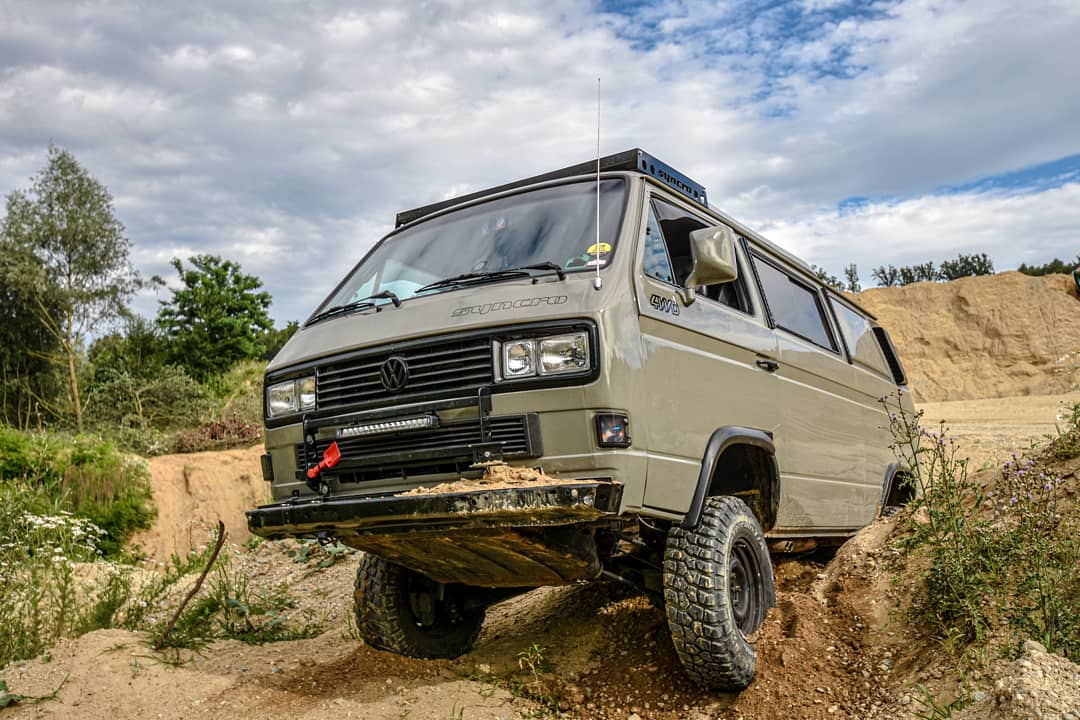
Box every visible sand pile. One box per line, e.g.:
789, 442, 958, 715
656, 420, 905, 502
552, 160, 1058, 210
857, 272, 1080, 402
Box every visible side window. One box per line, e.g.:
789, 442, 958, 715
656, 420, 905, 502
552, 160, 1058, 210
828, 298, 892, 376
753, 255, 837, 351
645, 197, 751, 313
651, 198, 701, 287
643, 205, 675, 284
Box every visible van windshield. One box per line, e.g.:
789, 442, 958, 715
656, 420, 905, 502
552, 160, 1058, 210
315, 179, 626, 316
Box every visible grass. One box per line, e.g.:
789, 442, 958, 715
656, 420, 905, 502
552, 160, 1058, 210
886, 391, 1080, 661
0, 427, 155, 554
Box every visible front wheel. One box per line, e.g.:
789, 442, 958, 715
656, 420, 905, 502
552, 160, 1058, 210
353, 554, 486, 659
663, 496, 775, 690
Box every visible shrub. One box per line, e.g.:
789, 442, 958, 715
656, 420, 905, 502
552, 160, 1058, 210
886, 394, 1080, 659
0, 428, 155, 554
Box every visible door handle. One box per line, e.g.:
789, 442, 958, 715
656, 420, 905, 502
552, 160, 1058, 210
756, 358, 780, 372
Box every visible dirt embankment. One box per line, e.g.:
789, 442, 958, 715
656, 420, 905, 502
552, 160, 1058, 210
130, 444, 269, 559
857, 272, 1080, 402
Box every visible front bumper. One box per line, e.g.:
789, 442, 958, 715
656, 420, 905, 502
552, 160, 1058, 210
246, 481, 623, 587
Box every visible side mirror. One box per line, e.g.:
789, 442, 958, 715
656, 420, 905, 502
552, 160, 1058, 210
679, 225, 738, 305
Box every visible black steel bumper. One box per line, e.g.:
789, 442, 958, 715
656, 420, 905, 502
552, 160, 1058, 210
246, 481, 623, 587
247, 481, 621, 537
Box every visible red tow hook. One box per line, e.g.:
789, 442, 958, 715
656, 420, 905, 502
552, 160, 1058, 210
307, 441, 342, 480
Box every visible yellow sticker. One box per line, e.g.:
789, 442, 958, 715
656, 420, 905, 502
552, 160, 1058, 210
587, 242, 612, 255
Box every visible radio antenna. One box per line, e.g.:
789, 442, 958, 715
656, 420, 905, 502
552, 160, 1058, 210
593, 77, 603, 291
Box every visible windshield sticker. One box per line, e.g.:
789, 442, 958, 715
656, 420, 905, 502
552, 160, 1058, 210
451, 295, 568, 317
587, 242, 612, 255
586, 258, 608, 268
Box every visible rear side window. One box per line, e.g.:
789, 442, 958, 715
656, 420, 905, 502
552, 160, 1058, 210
752, 256, 837, 351
829, 299, 892, 377
872, 326, 908, 386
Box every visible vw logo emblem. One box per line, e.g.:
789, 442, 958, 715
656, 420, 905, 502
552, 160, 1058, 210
379, 356, 410, 393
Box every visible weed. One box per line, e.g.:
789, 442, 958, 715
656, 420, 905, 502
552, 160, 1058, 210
885, 392, 1080, 660
510, 644, 562, 716
911, 683, 965, 719
286, 538, 356, 571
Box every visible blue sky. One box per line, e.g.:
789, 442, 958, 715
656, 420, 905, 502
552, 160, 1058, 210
0, 0, 1077, 324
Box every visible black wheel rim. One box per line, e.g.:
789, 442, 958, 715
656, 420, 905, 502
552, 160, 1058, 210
729, 537, 764, 635
405, 572, 464, 637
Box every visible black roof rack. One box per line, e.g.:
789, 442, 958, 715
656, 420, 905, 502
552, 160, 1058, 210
394, 148, 708, 228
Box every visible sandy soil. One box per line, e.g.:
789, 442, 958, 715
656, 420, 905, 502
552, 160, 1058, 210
130, 444, 270, 560
917, 391, 1080, 469
857, 272, 1080, 403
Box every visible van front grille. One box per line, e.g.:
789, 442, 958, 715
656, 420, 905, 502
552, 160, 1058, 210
316, 336, 494, 410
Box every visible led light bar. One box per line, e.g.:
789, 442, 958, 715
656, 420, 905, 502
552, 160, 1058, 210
337, 414, 438, 439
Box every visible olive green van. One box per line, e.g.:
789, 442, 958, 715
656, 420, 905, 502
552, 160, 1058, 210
247, 149, 915, 690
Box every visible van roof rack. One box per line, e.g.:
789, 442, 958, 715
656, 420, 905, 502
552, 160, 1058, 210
394, 148, 708, 228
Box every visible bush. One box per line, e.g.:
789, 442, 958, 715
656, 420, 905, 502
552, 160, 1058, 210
887, 394, 1080, 659
0, 428, 155, 554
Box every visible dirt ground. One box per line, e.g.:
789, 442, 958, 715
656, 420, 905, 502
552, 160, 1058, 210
917, 391, 1080, 469
2, 392, 1077, 719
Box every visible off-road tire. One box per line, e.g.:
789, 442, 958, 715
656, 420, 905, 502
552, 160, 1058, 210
353, 554, 485, 659
663, 495, 776, 690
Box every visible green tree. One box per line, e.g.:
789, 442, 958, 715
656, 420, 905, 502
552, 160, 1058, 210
260, 320, 299, 361
0, 247, 63, 428
1017, 255, 1079, 276
0, 145, 141, 432
811, 264, 844, 291
157, 255, 273, 379
843, 264, 861, 293
939, 253, 994, 280
872, 264, 900, 287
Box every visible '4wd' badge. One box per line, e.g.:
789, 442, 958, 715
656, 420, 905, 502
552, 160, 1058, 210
379, 356, 410, 392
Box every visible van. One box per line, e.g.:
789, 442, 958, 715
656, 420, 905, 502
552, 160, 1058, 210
247, 149, 915, 689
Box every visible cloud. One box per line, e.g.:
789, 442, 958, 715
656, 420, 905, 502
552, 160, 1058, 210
0, 0, 1077, 326
764, 182, 1080, 282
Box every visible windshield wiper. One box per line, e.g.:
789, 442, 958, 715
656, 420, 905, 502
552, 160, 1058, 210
368, 289, 402, 307
308, 290, 408, 325
416, 263, 566, 294
307, 300, 376, 326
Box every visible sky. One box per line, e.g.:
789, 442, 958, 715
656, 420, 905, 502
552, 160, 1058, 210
1, 0, 1078, 325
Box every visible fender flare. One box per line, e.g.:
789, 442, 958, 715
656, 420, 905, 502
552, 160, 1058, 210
880, 461, 915, 512
681, 426, 779, 530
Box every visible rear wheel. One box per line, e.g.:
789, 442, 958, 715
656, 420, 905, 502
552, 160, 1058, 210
354, 554, 485, 659
663, 496, 775, 690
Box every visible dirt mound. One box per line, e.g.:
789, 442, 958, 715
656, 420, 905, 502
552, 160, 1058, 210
856, 272, 1080, 402
954, 640, 1080, 720
131, 444, 268, 560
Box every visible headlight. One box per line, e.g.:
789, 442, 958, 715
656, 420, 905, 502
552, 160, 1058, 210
503, 340, 537, 378
497, 331, 590, 381
538, 333, 589, 375
266, 376, 316, 418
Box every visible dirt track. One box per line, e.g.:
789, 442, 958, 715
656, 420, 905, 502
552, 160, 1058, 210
1, 393, 1075, 719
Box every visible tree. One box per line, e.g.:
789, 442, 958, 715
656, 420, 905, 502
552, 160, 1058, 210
157, 255, 273, 379
260, 320, 299, 361
0, 246, 63, 428
939, 253, 994, 280
811, 264, 844, 292
872, 265, 900, 287
1018, 255, 1080, 276
0, 144, 141, 432
843, 264, 861, 293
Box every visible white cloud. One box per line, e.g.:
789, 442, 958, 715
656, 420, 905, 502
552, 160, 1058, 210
0, 0, 1077, 324
763, 182, 1080, 280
